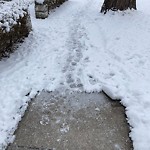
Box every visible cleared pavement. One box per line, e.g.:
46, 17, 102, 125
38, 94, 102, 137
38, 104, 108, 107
7, 91, 132, 150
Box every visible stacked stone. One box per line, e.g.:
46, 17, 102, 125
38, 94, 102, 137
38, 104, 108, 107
35, 1, 49, 19
35, 0, 67, 19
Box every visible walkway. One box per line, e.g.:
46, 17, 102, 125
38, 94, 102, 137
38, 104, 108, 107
7, 92, 132, 150
2, 0, 149, 149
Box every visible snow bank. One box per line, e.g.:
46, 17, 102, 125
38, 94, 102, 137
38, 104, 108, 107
78, 1, 150, 149
0, 0, 33, 32
0, 2, 68, 148
35, 0, 45, 4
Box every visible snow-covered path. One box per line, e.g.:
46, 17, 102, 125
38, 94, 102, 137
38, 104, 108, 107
0, 0, 150, 149
0, 0, 94, 148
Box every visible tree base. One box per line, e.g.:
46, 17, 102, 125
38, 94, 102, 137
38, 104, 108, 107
101, 0, 136, 14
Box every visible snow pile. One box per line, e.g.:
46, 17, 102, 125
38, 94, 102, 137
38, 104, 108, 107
77, 1, 150, 150
35, 0, 45, 4
0, 2, 68, 148
0, 0, 33, 32
0, 0, 150, 149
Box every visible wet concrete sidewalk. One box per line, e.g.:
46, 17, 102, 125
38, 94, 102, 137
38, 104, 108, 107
7, 91, 133, 150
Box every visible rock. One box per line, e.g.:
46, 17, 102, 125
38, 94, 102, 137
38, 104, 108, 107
35, 11, 49, 19
35, 1, 49, 19
35, 0, 67, 19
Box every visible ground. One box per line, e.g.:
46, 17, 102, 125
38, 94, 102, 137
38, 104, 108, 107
7, 92, 132, 150
0, 0, 150, 149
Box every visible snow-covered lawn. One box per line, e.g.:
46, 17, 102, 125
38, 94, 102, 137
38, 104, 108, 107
0, 0, 150, 149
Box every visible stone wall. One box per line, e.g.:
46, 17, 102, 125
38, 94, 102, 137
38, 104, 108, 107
35, 0, 67, 19
0, 12, 32, 59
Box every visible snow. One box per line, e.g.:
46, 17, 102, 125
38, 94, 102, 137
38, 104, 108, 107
0, 0, 34, 31
0, 0, 150, 149
35, 0, 45, 4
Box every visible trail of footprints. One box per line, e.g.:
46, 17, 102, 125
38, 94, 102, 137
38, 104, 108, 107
60, 7, 102, 91
61, 20, 88, 91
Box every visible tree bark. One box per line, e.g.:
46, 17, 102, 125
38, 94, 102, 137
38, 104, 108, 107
101, 0, 136, 14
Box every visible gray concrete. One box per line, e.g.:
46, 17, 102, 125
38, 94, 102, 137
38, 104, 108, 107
7, 91, 133, 150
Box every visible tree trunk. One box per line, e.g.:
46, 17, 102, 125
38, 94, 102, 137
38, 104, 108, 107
101, 0, 136, 14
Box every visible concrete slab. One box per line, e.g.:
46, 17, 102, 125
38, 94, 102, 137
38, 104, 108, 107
7, 91, 133, 150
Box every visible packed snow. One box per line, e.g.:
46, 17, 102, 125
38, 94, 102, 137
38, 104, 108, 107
0, 0, 150, 149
